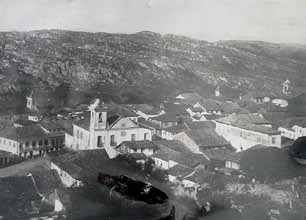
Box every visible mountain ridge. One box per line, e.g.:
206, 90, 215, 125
0, 29, 305, 107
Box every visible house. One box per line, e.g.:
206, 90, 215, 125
148, 113, 180, 139
194, 99, 223, 114
168, 164, 194, 183
173, 129, 231, 154
215, 113, 281, 151
149, 113, 179, 128
70, 98, 152, 158
278, 117, 306, 140
200, 147, 240, 170
117, 140, 159, 156
159, 121, 216, 141
126, 104, 163, 119
151, 145, 209, 171
0, 124, 64, 158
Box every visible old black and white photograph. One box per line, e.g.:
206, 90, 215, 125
0, 0, 306, 219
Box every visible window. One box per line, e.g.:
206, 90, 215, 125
121, 123, 126, 127
52, 139, 56, 146
272, 137, 276, 144
110, 135, 116, 146
131, 134, 136, 141
39, 140, 43, 146
32, 141, 36, 147
97, 136, 103, 147
25, 142, 29, 147
144, 133, 149, 140
44, 139, 49, 145
121, 131, 126, 137
98, 113, 103, 123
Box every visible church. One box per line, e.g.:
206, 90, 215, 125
71, 99, 152, 158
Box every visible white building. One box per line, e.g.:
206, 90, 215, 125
278, 117, 306, 140
70, 99, 152, 158
215, 114, 281, 151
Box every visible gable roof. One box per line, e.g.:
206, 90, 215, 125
184, 129, 230, 149
216, 114, 280, 135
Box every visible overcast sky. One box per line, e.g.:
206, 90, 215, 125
0, 0, 305, 43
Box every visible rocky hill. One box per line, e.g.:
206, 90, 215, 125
0, 30, 305, 107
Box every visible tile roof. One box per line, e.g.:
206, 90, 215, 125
279, 117, 306, 129
0, 124, 48, 141
50, 149, 156, 182
198, 99, 222, 112
184, 121, 216, 130
216, 114, 280, 135
163, 124, 187, 133
119, 140, 159, 150
162, 103, 189, 115
152, 146, 209, 167
150, 113, 178, 122
138, 117, 161, 129
153, 140, 191, 153
168, 164, 194, 177
14, 118, 37, 127
184, 129, 230, 148
201, 147, 240, 163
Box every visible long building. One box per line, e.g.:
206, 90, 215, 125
215, 113, 281, 151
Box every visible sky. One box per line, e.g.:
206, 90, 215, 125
0, 0, 305, 44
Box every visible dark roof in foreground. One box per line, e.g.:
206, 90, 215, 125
31, 170, 62, 196
0, 175, 43, 218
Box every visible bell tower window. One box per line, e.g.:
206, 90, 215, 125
98, 113, 103, 123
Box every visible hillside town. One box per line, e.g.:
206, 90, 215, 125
0, 78, 306, 220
